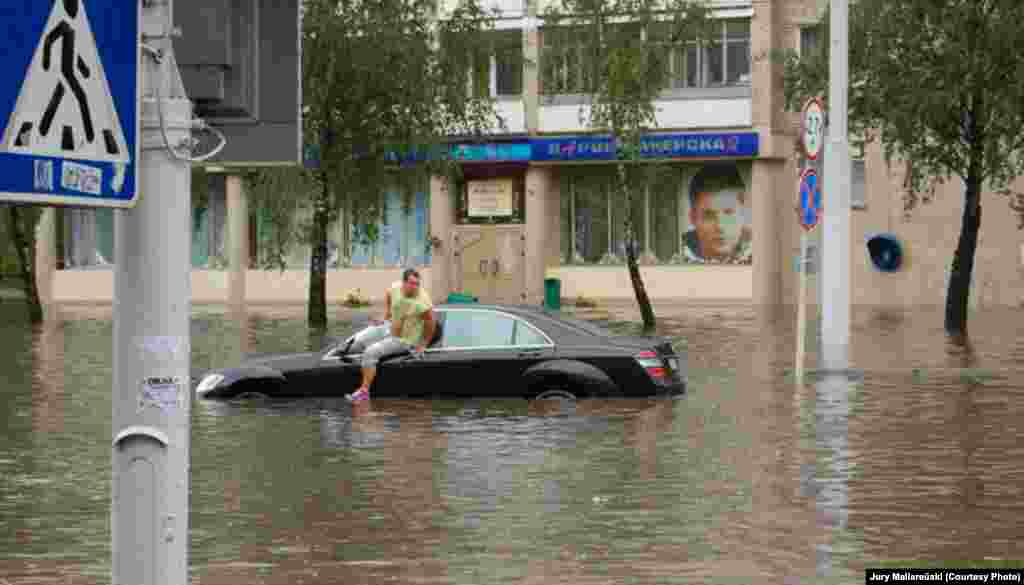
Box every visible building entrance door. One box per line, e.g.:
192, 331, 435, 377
453, 225, 525, 304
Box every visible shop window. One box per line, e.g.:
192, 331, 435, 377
249, 177, 430, 270
650, 173, 680, 262
190, 175, 227, 269
62, 208, 115, 268
349, 187, 431, 268
562, 168, 649, 265
561, 162, 753, 266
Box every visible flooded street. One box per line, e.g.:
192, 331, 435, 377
1, 301, 1022, 583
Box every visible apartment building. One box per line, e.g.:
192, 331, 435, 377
43, 0, 1024, 308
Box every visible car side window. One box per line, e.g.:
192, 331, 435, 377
441, 311, 515, 348
513, 320, 549, 346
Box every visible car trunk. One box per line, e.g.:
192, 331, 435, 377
608, 335, 677, 356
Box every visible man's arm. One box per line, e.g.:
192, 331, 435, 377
382, 289, 392, 322
417, 308, 435, 352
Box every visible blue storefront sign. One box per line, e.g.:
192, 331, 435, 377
531, 132, 760, 161
311, 132, 759, 167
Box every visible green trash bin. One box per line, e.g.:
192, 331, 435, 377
543, 278, 561, 310
446, 291, 478, 304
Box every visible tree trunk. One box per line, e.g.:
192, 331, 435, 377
618, 164, 656, 332
944, 170, 982, 336
6, 205, 44, 324
307, 175, 330, 329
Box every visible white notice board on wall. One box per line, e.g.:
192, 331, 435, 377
467, 178, 514, 217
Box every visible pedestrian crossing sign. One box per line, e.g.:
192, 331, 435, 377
0, 0, 140, 208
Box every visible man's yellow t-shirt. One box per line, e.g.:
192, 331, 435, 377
389, 281, 432, 346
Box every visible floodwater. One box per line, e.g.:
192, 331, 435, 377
1, 300, 1023, 584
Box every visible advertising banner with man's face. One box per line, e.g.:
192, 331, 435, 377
681, 163, 752, 265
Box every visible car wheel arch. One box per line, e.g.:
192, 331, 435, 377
522, 359, 617, 399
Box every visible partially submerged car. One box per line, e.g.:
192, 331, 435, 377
195, 304, 686, 401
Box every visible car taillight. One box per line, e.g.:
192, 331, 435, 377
635, 351, 668, 379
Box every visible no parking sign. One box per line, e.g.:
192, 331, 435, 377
798, 168, 822, 231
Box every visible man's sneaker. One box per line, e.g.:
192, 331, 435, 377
346, 388, 369, 403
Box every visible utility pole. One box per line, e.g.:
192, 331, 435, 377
821, 0, 850, 372
111, 0, 192, 583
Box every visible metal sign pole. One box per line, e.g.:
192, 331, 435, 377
112, 0, 192, 583
796, 96, 825, 385
795, 229, 809, 385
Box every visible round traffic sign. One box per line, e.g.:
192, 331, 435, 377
798, 168, 822, 231
800, 97, 826, 160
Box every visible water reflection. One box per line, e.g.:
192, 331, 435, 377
0, 302, 1023, 583
814, 372, 853, 578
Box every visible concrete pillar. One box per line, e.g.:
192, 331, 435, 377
428, 175, 455, 300
752, 160, 784, 307
226, 174, 248, 307
525, 165, 555, 305
34, 207, 56, 311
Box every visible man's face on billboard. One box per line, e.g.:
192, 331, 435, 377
690, 190, 744, 260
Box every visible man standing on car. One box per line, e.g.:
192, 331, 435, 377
347, 268, 435, 403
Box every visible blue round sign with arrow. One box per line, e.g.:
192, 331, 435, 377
798, 168, 822, 231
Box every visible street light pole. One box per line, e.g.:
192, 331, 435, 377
821, 0, 850, 372
112, 1, 192, 584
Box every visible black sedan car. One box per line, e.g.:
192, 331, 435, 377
194, 304, 686, 401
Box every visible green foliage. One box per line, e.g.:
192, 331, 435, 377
245, 167, 319, 271
541, 0, 714, 330
541, 0, 715, 153
254, 0, 502, 272
775, 0, 1024, 224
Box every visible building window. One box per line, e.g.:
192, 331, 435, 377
800, 26, 819, 57
654, 18, 751, 91
561, 162, 753, 266
469, 31, 523, 98
495, 42, 523, 96
851, 159, 867, 209
541, 26, 595, 94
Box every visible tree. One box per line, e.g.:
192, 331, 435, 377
540, 0, 714, 332
1, 204, 44, 324
776, 0, 1024, 337
248, 0, 502, 329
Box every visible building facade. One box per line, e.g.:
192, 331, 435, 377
38, 0, 1024, 308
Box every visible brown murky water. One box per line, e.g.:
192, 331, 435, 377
1, 301, 1022, 584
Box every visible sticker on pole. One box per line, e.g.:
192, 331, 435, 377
139, 376, 187, 413
0, 0, 140, 208
800, 97, 826, 161
798, 168, 822, 231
